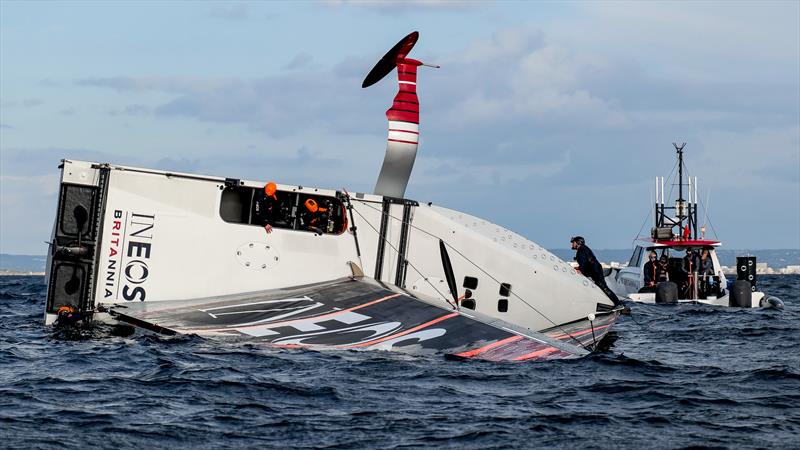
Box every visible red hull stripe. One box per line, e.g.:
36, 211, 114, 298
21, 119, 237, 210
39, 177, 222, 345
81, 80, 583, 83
389, 107, 420, 114
644, 238, 721, 246
549, 323, 610, 340
455, 335, 524, 358
389, 128, 419, 135
393, 100, 419, 106
341, 312, 458, 349
387, 111, 419, 123
388, 138, 419, 145
389, 120, 419, 126
513, 346, 559, 361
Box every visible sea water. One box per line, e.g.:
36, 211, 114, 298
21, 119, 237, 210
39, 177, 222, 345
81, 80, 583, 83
1, 275, 798, 448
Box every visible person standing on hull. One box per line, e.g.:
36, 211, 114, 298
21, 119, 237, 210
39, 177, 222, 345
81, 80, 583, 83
570, 236, 623, 307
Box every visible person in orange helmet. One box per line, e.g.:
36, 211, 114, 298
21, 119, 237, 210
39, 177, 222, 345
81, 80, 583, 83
301, 197, 329, 235
254, 181, 280, 234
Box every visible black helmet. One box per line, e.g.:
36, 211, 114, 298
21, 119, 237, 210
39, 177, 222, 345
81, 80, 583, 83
570, 236, 585, 246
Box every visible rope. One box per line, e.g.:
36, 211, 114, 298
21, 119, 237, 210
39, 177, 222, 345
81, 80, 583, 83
341, 190, 365, 269
665, 158, 679, 207
353, 200, 588, 348
349, 205, 457, 309
682, 161, 720, 240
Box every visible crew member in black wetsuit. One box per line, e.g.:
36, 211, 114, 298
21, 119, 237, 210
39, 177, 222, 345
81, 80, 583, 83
698, 248, 714, 278
571, 236, 623, 307
254, 181, 281, 234
681, 248, 699, 298
300, 198, 328, 235
642, 250, 660, 292
657, 254, 670, 282
697, 248, 715, 298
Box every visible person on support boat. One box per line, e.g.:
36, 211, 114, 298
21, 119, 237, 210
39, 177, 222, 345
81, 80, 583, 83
657, 254, 670, 283
570, 236, 623, 308
698, 248, 714, 277
641, 250, 660, 293
697, 248, 716, 298
681, 248, 699, 298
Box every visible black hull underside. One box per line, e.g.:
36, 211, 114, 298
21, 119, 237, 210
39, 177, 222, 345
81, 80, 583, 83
107, 278, 617, 362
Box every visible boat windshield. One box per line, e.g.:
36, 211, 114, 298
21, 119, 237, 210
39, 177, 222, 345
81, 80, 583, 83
219, 185, 347, 235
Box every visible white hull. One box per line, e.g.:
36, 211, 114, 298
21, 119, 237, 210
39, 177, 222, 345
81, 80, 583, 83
626, 290, 766, 308
45, 160, 615, 333
605, 265, 771, 309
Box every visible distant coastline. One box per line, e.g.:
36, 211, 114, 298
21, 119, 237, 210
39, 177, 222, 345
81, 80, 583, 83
0, 270, 45, 276
2, 250, 799, 276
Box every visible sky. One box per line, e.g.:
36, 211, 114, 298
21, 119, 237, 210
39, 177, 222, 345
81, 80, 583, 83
1, 0, 798, 255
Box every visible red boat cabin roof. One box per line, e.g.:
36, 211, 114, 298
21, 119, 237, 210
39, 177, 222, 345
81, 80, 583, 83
638, 238, 722, 247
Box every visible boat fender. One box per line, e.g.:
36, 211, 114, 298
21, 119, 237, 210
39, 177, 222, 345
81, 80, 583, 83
729, 280, 752, 308
759, 296, 784, 310
655, 282, 678, 304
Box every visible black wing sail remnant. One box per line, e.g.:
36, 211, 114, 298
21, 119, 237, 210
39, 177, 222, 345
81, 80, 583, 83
107, 278, 605, 362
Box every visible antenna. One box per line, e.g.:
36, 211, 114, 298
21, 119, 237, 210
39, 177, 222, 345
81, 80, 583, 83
672, 142, 688, 238
702, 188, 710, 239
672, 142, 686, 204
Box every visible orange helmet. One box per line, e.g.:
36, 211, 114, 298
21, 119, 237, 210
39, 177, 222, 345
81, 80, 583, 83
304, 198, 318, 213
264, 182, 277, 200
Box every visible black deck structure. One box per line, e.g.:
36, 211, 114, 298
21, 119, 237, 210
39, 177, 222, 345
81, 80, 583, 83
107, 278, 617, 362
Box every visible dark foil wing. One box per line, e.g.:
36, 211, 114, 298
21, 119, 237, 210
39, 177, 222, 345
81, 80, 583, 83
361, 31, 419, 88
107, 277, 596, 362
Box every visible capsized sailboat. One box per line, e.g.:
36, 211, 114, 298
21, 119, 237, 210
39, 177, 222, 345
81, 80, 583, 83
44, 32, 622, 361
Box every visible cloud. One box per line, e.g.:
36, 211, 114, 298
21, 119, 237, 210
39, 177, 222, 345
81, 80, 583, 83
108, 104, 151, 116
570, 2, 799, 81
77, 76, 236, 94
285, 52, 315, 71
22, 98, 44, 107
37, 79, 62, 87
1, 98, 44, 108
209, 2, 251, 20
414, 150, 571, 187
0, 171, 61, 255
55, 21, 796, 249
692, 125, 800, 187
72, 25, 797, 189
319, 0, 477, 14
73, 29, 633, 143
78, 72, 380, 138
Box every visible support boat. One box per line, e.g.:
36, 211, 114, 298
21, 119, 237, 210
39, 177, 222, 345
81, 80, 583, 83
605, 143, 783, 309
